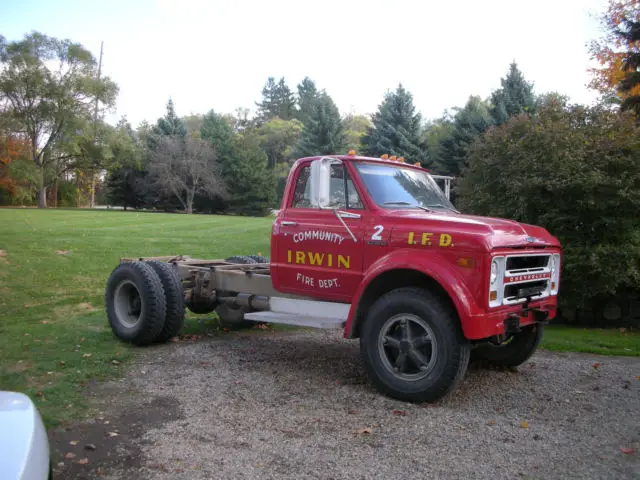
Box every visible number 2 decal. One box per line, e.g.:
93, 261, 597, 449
371, 225, 384, 241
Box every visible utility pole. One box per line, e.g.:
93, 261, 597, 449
89, 40, 104, 208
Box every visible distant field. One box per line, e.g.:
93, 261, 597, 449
0, 209, 637, 427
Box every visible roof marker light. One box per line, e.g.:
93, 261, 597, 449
348, 149, 356, 156
381, 154, 389, 159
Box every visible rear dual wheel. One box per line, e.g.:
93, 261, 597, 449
105, 261, 185, 345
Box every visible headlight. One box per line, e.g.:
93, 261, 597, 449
490, 260, 498, 285
550, 253, 560, 295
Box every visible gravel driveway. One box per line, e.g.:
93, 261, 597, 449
51, 328, 640, 479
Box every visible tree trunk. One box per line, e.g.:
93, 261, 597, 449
37, 167, 47, 208
38, 185, 48, 208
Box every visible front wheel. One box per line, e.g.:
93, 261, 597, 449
471, 324, 543, 367
360, 287, 470, 403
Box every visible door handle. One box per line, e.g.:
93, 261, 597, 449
281, 221, 297, 226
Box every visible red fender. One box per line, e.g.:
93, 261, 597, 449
344, 249, 482, 339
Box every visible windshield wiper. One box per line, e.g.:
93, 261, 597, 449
424, 203, 460, 213
384, 201, 431, 211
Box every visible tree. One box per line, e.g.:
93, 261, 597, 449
151, 99, 187, 139
225, 133, 277, 215
438, 96, 494, 176
0, 32, 118, 207
0, 134, 29, 198
589, 0, 640, 114
255, 77, 297, 122
421, 115, 456, 174
105, 118, 147, 210
457, 96, 640, 312
256, 117, 303, 167
200, 109, 236, 160
148, 136, 224, 214
490, 62, 536, 125
296, 77, 319, 125
362, 84, 425, 162
343, 114, 371, 153
295, 93, 346, 157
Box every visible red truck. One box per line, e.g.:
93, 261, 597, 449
105, 153, 562, 402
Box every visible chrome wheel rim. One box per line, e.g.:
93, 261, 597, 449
378, 313, 438, 381
114, 280, 142, 328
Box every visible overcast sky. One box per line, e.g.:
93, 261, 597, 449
2, 0, 608, 127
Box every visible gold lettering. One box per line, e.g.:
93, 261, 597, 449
287, 249, 292, 263
408, 232, 415, 245
439, 233, 452, 247
421, 233, 433, 246
308, 252, 325, 265
328, 253, 333, 267
295, 251, 306, 264
338, 255, 350, 269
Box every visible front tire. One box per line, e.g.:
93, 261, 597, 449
105, 261, 166, 346
472, 324, 543, 367
360, 287, 470, 403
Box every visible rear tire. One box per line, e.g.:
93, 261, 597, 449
146, 261, 185, 342
105, 261, 166, 346
360, 287, 470, 403
472, 324, 543, 367
216, 256, 257, 329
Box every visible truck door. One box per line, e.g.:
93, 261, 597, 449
277, 162, 365, 302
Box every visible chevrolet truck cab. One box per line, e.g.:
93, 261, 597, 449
105, 153, 562, 402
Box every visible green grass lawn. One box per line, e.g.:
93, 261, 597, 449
0, 209, 638, 427
0, 208, 272, 427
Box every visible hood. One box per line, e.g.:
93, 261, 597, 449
384, 210, 560, 251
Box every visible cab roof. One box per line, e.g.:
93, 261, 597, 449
293, 154, 429, 172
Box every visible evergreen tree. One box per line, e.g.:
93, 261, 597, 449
295, 93, 346, 157
255, 77, 297, 122
362, 84, 425, 162
438, 96, 494, 176
225, 133, 277, 215
200, 109, 235, 160
296, 77, 319, 125
152, 99, 187, 137
490, 62, 536, 125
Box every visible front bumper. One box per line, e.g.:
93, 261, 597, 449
462, 296, 557, 340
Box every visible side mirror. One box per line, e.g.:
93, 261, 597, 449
309, 157, 338, 209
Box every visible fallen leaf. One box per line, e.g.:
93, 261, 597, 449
84, 444, 96, 451
57, 462, 64, 467
620, 447, 635, 454
65, 452, 76, 459
69, 440, 79, 446
170, 337, 180, 343
347, 409, 359, 415
107, 431, 119, 437
592, 362, 601, 369
55, 250, 71, 255
104, 420, 110, 424
355, 427, 372, 435
487, 420, 496, 426
35, 391, 43, 397
521, 420, 529, 429
619, 327, 627, 333
82, 353, 91, 358
76, 458, 89, 465
24, 333, 30, 336
40, 320, 49, 324
111, 360, 120, 365
392, 409, 407, 416
0, 249, 6, 256
636, 376, 640, 380
59, 361, 65, 366
115, 351, 120, 356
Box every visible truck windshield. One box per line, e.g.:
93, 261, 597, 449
353, 162, 457, 212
